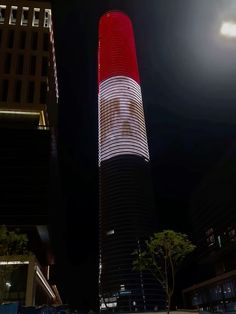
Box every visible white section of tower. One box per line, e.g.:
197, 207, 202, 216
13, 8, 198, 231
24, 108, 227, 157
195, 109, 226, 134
98, 76, 150, 165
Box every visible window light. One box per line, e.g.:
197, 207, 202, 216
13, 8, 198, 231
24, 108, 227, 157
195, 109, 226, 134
32, 8, 40, 27
21, 7, 29, 26
0, 5, 6, 24
9, 6, 17, 25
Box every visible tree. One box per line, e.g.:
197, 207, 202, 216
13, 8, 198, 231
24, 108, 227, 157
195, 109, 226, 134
132, 230, 196, 314
0, 225, 29, 303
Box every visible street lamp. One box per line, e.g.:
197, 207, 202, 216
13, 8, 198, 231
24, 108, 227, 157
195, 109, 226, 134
220, 21, 236, 38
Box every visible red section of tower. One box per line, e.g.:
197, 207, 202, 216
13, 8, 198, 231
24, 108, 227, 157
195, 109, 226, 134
98, 11, 140, 84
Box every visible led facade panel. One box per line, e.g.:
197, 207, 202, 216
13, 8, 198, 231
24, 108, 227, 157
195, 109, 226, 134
98, 11, 149, 165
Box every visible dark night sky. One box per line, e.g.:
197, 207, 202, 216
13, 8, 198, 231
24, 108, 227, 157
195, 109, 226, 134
49, 0, 236, 310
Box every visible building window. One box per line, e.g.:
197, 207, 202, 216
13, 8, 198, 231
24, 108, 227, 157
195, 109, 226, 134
206, 227, 215, 247
209, 285, 222, 302
41, 57, 48, 76
21, 7, 29, 26
30, 55, 36, 75
19, 31, 26, 49
5, 53, 12, 74
8, 30, 14, 48
43, 33, 49, 51
43, 9, 51, 28
14, 80, 22, 102
17, 54, 24, 74
32, 8, 40, 27
9, 6, 17, 25
27, 81, 35, 103
106, 230, 115, 236
223, 280, 236, 299
191, 292, 203, 306
40, 81, 47, 103
31, 32, 38, 50
0, 5, 6, 24
1, 80, 9, 101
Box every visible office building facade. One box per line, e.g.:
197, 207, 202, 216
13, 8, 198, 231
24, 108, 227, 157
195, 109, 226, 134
0, 0, 59, 303
98, 11, 164, 312
183, 154, 236, 312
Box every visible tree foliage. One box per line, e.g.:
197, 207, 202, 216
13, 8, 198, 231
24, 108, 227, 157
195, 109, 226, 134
0, 225, 29, 303
0, 225, 28, 256
132, 230, 196, 313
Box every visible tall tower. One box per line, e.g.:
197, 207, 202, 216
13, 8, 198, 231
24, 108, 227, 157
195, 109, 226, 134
98, 11, 164, 312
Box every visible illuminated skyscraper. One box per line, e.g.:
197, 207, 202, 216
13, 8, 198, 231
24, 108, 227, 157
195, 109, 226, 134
98, 11, 164, 311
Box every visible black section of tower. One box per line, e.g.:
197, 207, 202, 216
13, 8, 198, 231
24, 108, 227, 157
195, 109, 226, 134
99, 155, 165, 311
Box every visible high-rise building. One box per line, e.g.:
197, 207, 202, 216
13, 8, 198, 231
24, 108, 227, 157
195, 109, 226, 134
183, 152, 236, 312
0, 0, 60, 305
98, 11, 164, 312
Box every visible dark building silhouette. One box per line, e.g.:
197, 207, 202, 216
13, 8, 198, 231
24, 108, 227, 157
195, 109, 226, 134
98, 11, 164, 312
183, 150, 236, 312
0, 0, 60, 304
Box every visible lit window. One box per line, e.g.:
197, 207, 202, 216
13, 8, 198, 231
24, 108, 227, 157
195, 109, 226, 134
32, 8, 40, 27
43, 9, 51, 28
106, 230, 115, 236
9, 6, 17, 25
5, 282, 11, 288
0, 5, 6, 24
21, 7, 29, 26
